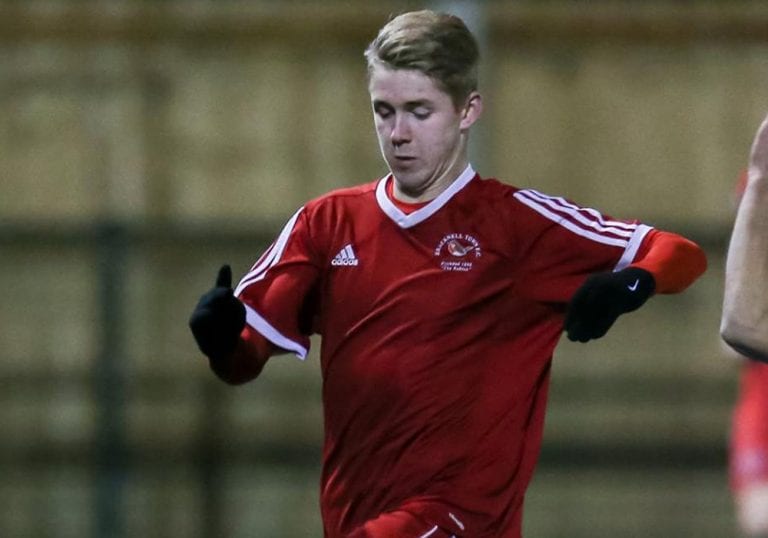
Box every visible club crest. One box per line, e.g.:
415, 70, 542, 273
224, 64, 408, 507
434, 233, 482, 272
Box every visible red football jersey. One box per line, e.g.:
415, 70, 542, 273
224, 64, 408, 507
730, 360, 768, 492
235, 166, 653, 537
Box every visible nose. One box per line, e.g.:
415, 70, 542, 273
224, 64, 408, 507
390, 114, 411, 146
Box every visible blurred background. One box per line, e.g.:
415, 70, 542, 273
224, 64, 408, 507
1, 0, 766, 536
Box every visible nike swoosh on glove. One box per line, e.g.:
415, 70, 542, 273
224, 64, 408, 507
189, 264, 246, 360
564, 267, 656, 343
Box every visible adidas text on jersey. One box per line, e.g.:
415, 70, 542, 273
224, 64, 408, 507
331, 244, 359, 266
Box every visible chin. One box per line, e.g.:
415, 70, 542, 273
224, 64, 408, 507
392, 171, 424, 189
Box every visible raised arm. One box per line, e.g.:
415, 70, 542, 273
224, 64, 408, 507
721, 114, 768, 363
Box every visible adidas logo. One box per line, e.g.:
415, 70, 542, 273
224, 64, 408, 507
331, 244, 359, 266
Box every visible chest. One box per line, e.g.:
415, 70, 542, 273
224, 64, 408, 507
318, 217, 516, 323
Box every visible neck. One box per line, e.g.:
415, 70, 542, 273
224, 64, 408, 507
393, 149, 470, 203
392, 161, 473, 205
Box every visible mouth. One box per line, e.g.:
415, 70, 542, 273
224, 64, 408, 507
392, 157, 416, 170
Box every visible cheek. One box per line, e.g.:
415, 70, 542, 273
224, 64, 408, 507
374, 122, 389, 141
373, 126, 387, 146
429, 122, 460, 150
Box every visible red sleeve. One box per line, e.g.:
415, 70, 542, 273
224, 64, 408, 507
511, 188, 654, 303
235, 206, 321, 358
208, 325, 275, 385
629, 229, 707, 294
209, 203, 321, 385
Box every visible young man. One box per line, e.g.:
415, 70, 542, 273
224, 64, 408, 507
722, 117, 768, 537
190, 11, 707, 537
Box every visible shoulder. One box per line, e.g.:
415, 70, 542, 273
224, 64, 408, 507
304, 179, 379, 213
473, 177, 561, 208
295, 179, 381, 243
468, 176, 547, 212
466, 175, 537, 217
469, 175, 521, 197
483, 180, 593, 223
311, 180, 378, 205
469, 177, 618, 237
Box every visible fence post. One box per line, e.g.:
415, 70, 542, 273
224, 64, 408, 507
93, 220, 129, 538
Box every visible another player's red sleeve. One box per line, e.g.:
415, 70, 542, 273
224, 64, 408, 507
629, 229, 707, 294
730, 361, 768, 491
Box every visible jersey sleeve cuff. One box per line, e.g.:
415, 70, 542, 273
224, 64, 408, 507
613, 224, 653, 271
243, 304, 309, 360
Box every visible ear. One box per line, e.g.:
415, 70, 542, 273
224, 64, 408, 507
459, 92, 483, 130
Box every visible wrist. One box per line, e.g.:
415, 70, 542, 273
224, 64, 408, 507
622, 266, 655, 286
612, 267, 655, 313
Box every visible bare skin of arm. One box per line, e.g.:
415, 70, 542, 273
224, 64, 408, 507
721, 113, 768, 363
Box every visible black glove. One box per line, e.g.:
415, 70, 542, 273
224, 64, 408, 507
564, 267, 655, 343
189, 264, 246, 360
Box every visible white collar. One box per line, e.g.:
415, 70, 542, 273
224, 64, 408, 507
375, 165, 476, 229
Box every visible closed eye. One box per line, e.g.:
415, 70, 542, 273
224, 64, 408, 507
373, 102, 394, 119
412, 107, 431, 120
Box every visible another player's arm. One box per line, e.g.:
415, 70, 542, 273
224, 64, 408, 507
189, 265, 276, 384
721, 114, 768, 363
564, 230, 707, 342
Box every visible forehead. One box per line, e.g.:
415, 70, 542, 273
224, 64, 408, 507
368, 64, 451, 105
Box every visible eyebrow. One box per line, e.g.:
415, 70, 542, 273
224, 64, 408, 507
372, 99, 432, 109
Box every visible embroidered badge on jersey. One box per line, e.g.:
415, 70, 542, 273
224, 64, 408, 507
434, 233, 482, 272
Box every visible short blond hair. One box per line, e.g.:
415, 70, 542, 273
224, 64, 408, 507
364, 10, 479, 108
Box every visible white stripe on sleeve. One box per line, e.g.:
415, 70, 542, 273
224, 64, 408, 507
235, 207, 304, 296
244, 304, 308, 360
513, 189, 635, 247
521, 189, 636, 236
613, 224, 653, 271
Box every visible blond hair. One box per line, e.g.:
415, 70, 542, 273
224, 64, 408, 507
364, 10, 479, 108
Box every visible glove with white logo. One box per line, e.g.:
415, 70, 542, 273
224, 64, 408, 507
564, 267, 655, 342
189, 264, 246, 360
